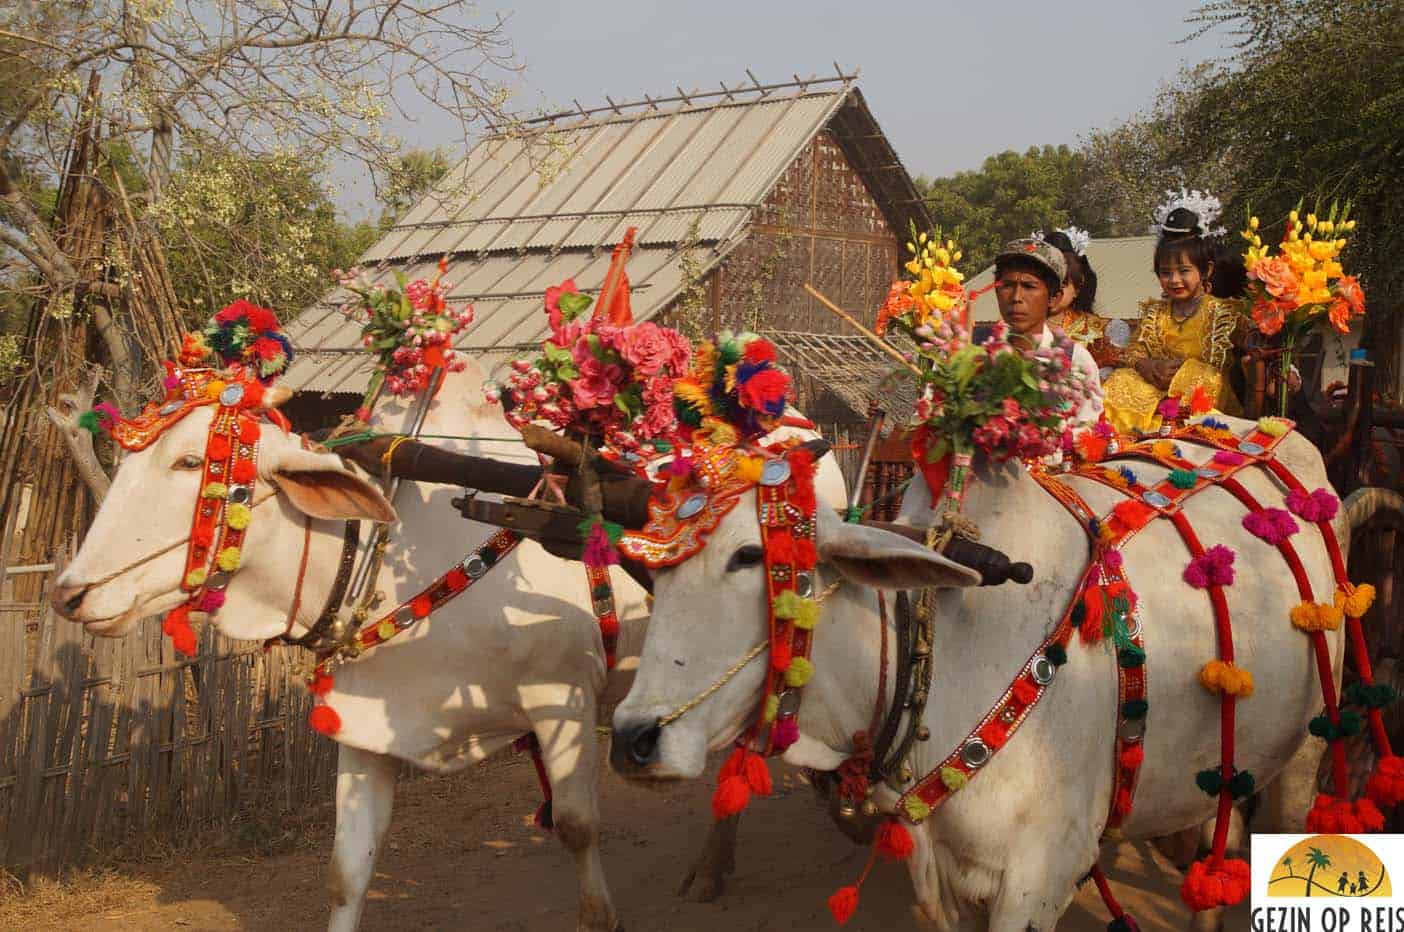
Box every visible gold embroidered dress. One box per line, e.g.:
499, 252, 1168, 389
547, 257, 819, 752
1052, 309, 1120, 369
1103, 297, 1241, 433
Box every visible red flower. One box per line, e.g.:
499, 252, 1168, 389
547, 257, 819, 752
1327, 298, 1352, 334
743, 339, 778, 365
1336, 275, 1365, 315
545, 279, 580, 330
1252, 298, 1288, 337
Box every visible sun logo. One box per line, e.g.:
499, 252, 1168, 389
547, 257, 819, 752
1268, 835, 1391, 898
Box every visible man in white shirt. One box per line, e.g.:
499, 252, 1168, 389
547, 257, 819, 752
993, 237, 1105, 428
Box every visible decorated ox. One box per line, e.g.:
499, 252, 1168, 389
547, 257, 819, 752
611, 419, 1391, 930
51, 361, 845, 932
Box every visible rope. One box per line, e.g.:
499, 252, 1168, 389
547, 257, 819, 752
657, 641, 767, 727
320, 431, 527, 448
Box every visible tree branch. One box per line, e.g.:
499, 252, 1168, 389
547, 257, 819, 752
45, 365, 111, 503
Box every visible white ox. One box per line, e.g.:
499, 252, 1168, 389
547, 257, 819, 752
51, 363, 845, 931
612, 420, 1368, 930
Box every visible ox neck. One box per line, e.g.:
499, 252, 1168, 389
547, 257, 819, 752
790, 457, 1083, 777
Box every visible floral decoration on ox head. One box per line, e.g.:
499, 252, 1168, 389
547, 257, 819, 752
486, 278, 692, 454
1239, 203, 1365, 338
337, 257, 475, 398
876, 226, 967, 338
671, 331, 793, 447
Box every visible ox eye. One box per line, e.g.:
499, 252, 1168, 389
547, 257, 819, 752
726, 545, 765, 572
173, 453, 204, 471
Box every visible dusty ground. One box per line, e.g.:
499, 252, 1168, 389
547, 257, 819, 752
0, 745, 1249, 931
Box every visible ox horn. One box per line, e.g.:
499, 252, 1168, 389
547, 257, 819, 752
261, 385, 294, 409
858, 518, 1033, 586
797, 437, 831, 460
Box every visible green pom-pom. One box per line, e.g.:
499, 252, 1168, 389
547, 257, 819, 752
1122, 699, 1148, 719
1309, 715, 1334, 739
1117, 645, 1146, 668
482, 546, 499, 567
1168, 468, 1198, 489
591, 584, 611, 600
1046, 643, 1068, 666
1229, 770, 1256, 798
1195, 769, 1223, 796
1340, 709, 1365, 736
1071, 603, 1086, 627
77, 410, 102, 435
1345, 681, 1368, 706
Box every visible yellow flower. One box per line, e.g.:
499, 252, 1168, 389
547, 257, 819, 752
1249, 216, 1260, 230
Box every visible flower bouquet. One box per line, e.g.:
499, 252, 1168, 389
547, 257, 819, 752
1237, 204, 1365, 416
488, 278, 692, 455
337, 257, 474, 406
875, 226, 967, 337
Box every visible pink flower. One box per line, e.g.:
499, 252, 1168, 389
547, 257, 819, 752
570, 355, 623, 410
1250, 256, 1299, 302
618, 322, 691, 376
640, 399, 676, 438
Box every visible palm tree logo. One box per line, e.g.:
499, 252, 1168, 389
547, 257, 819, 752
1267, 835, 1390, 898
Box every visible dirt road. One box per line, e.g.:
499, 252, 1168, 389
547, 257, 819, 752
0, 747, 1249, 930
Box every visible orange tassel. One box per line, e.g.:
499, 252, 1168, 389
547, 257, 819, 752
1080, 588, 1106, 643
874, 818, 914, 861
827, 885, 859, 925
711, 775, 750, 820
309, 704, 341, 736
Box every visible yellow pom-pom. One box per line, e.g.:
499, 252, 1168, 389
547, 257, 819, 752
377, 620, 396, 641
940, 766, 967, 791
784, 656, 813, 688
216, 547, 241, 572
202, 481, 228, 499
763, 693, 779, 723
1199, 659, 1253, 696
773, 590, 802, 620
735, 456, 763, 485
185, 568, 207, 589
1339, 584, 1377, 618
1257, 417, 1289, 437
224, 502, 251, 530
904, 795, 931, 822
1152, 440, 1175, 459
1319, 603, 1343, 630
1290, 601, 1321, 632
205, 379, 226, 400
792, 597, 820, 630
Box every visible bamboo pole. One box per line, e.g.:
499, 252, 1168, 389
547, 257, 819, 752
802, 283, 919, 375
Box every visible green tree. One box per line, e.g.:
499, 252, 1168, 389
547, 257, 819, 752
1305, 846, 1332, 897
380, 148, 455, 226
915, 145, 1103, 273
1281, 855, 1294, 878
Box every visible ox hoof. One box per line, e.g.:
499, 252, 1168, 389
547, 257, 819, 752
677, 866, 726, 902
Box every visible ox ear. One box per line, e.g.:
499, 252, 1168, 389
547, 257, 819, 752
817, 510, 980, 590
271, 446, 397, 523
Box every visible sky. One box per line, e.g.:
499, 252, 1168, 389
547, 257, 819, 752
336, 0, 1233, 219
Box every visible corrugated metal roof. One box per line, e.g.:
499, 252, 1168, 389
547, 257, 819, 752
966, 236, 1159, 322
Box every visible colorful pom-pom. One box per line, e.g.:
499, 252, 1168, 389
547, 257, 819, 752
771, 716, 800, 750
202, 482, 228, 499
827, 885, 860, 925
874, 818, 914, 861
1366, 755, 1404, 808
1180, 857, 1250, 911
1291, 600, 1343, 633
1306, 794, 1385, 834
1168, 468, 1197, 489
197, 589, 225, 612
216, 546, 241, 572
1339, 584, 1377, 618
711, 775, 751, 820
231, 459, 256, 483
1184, 545, 1235, 588
940, 766, 967, 791
783, 656, 813, 688
307, 670, 335, 696
1199, 660, 1254, 697
224, 502, 251, 530
309, 704, 342, 736
410, 594, 434, 618
1258, 416, 1289, 437
207, 433, 232, 461
184, 568, 207, 588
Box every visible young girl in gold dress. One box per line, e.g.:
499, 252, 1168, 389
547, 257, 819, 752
1043, 228, 1122, 371
1103, 204, 1246, 433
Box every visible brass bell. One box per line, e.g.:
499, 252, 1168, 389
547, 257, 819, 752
860, 800, 879, 817
916, 725, 931, 741
914, 606, 929, 622
913, 637, 931, 658
912, 690, 928, 706
838, 799, 857, 819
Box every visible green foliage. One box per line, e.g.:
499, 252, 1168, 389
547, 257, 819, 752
380, 148, 454, 225
914, 145, 1101, 273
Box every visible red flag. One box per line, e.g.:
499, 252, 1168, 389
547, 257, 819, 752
594, 227, 637, 326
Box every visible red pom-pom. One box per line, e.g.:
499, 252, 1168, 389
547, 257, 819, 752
1113, 499, 1155, 531
598, 614, 620, 639
743, 340, 778, 364
978, 718, 1008, 750
827, 885, 860, 925
771, 639, 793, 672
794, 537, 818, 568
251, 336, 283, 360
170, 622, 197, 656
207, 434, 231, 460
718, 746, 747, 783
192, 523, 215, 548
766, 531, 796, 565
239, 419, 260, 443
242, 381, 265, 407
1368, 755, 1404, 808
231, 459, 256, 483
410, 595, 433, 618
711, 775, 751, 820
162, 604, 190, 635
738, 368, 790, 412
874, 818, 914, 862
1012, 678, 1038, 706
308, 671, 335, 696
743, 753, 772, 796
445, 568, 468, 592
1306, 794, 1386, 834
309, 703, 341, 736
1114, 788, 1134, 816
1180, 857, 1250, 911
1120, 745, 1145, 770
245, 305, 278, 333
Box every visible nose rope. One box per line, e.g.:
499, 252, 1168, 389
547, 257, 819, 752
77, 488, 281, 588
655, 578, 844, 728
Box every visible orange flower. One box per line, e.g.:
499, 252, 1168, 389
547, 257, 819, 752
1251, 256, 1300, 302
876, 279, 916, 335
1336, 275, 1365, 316
1328, 298, 1352, 334
1252, 298, 1288, 336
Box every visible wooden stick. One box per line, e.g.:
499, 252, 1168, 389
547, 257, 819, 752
803, 283, 919, 374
